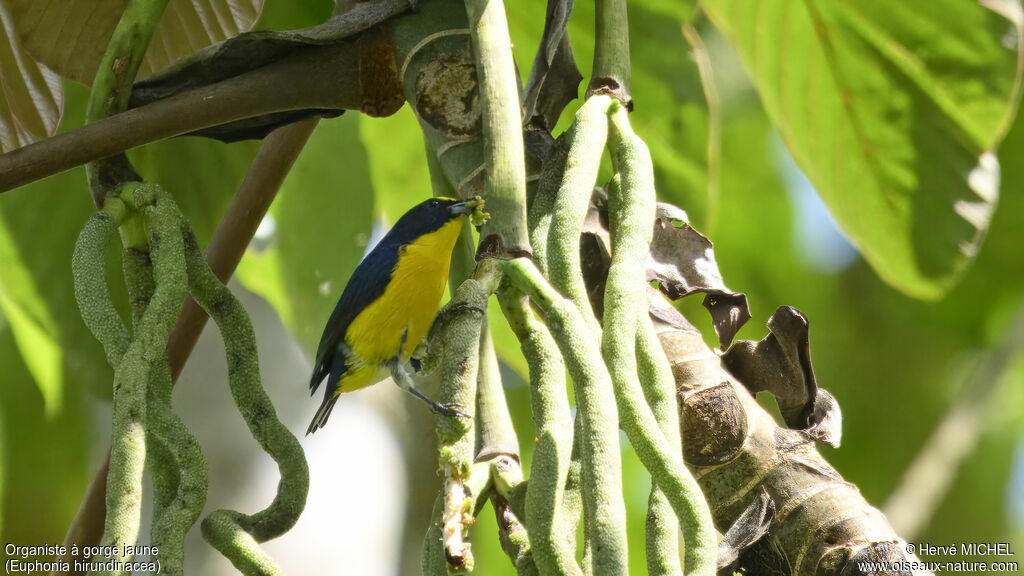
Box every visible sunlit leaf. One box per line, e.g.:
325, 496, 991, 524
0, 324, 91, 547
8, 0, 263, 85
0, 80, 115, 402
701, 0, 1023, 298
0, 0, 62, 153
0, 197, 65, 419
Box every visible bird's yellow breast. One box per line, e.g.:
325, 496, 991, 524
341, 217, 464, 391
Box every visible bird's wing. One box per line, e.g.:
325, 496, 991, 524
309, 242, 400, 393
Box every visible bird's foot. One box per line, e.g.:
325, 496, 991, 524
428, 401, 470, 419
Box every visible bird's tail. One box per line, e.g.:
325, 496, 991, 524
306, 391, 339, 435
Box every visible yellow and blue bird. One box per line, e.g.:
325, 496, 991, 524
307, 196, 485, 434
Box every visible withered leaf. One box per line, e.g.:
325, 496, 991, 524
647, 202, 751, 349
522, 0, 581, 131
722, 305, 842, 446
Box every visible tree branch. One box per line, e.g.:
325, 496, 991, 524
0, 44, 361, 193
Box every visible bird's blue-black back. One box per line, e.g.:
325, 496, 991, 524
309, 197, 465, 394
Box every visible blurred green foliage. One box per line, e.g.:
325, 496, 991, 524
0, 0, 1022, 573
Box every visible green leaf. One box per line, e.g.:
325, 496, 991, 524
701, 0, 1023, 299
0, 80, 116, 402
0, 322, 91, 547
0, 237, 63, 415
236, 113, 375, 353
0, 0, 62, 153
8, 0, 263, 85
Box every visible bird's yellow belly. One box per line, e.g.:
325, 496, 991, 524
339, 218, 463, 392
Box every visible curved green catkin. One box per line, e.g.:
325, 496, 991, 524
545, 95, 613, 337
96, 186, 188, 576
126, 243, 206, 576
122, 248, 183, 556
181, 223, 308, 570
604, 107, 716, 576
201, 511, 285, 576
72, 210, 130, 368
528, 133, 570, 275
502, 258, 629, 576
638, 321, 683, 576
499, 291, 581, 576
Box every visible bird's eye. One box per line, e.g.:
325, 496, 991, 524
429, 199, 439, 208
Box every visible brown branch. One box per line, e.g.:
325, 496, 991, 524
1, 43, 360, 193
54, 119, 319, 574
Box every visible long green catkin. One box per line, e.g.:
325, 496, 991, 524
121, 245, 207, 575
72, 209, 130, 367
604, 107, 716, 576
499, 291, 581, 576
93, 185, 188, 576
181, 224, 308, 574
502, 258, 629, 576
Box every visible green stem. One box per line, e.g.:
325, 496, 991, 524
499, 291, 582, 576
526, 134, 570, 274
423, 495, 448, 576
464, 0, 529, 258
604, 107, 715, 576
502, 258, 629, 576
84, 0, 169, 205
591, 0, 631, 104
436, 260, 502, 572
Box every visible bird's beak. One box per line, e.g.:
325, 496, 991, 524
448, 197, 480, 217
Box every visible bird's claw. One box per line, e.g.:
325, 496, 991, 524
430, 402, 470, 419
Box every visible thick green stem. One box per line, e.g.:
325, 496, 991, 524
436, 260, 502, 572
502, 258, 629, 576
591, 0, 631, 104
423, 495, 448, 576
84, 0, 169, 205
476, 321, 520, 459
499, 291, 581, 576
604, 107, 715, 576
542, 95, 612, 337
465, 0, 529, 258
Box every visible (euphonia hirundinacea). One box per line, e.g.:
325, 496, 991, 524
306, 196, 484, 434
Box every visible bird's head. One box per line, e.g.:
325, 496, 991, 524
391, 196, 488, 240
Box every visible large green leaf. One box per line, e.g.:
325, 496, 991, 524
701, 0, 1022, 299
8, 0, 263, 85
0, 0, 62, 153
